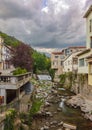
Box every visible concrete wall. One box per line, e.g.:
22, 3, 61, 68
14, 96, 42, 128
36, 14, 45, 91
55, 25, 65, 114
86, 11, 92, 49
71, 74, 92, 100
88, 74, 92, 86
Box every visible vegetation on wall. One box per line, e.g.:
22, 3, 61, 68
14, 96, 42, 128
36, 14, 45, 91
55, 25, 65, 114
59, 73, 66, 86
66, 72, 77, 89
4, 109, 17, 130
59, 72, 77, 90
78, 74, 87, 86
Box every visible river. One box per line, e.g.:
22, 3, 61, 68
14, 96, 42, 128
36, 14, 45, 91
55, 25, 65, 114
30, 85, 92, 130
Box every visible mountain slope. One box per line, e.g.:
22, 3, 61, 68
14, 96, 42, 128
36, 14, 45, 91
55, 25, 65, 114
0, 31, 20, 47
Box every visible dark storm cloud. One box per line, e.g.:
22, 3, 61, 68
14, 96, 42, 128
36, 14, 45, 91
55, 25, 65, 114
0, 0, 41, 19
0, 0, 90, 49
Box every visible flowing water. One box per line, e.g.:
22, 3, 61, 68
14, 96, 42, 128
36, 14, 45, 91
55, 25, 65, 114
31, 87, 92, 130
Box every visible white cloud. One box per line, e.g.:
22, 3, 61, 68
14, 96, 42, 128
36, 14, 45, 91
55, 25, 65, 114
41, 6, 49, 13
0, 0, 89, 49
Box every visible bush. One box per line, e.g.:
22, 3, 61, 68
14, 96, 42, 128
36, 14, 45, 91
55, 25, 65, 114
4, 109, 17, 130
59, 73, 67, 85
28, 97, 43, 125
13, 67, 27, 75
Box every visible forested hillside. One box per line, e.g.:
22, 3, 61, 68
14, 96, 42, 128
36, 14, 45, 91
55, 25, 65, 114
0, 31, 51, 73
0, 31, 20, 47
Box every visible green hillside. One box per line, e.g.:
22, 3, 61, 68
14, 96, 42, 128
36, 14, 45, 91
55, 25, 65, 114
0, 31, 20, 47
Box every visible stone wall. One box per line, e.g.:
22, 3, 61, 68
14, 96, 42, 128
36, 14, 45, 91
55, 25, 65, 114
71, 74, 92, 100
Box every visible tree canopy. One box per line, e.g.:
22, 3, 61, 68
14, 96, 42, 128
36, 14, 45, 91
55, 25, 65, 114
32, 51, 51, 73
11, 43, 33, 71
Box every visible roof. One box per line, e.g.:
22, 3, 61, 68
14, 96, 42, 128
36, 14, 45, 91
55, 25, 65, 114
52, 51, 63, 55
68, 46, 86, 49
87, 54, 92, 59
76, 49, 91, 56
87, 54, 92, 63
63, 51, 80, 62
83, 5, 92, 18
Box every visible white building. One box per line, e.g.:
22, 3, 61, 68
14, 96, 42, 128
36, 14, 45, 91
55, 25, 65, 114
77, 5, 92, 74
0, 36, 14, 74
62, 46, 86, 56
63, 52, 80, 73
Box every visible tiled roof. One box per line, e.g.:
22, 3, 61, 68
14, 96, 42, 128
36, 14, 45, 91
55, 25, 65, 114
52, 51, 63, 55
76, 49, 91, 56
68, 46, 86, 49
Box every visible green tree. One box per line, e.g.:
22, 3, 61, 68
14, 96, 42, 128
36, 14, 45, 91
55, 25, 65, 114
49, 68, 55, 81
32, 51, 50, 73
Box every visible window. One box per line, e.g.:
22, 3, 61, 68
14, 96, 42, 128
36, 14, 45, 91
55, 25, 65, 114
53, 61, 58, 66
60, 55, 64, 59
85, 59, 88, 66
73, 58, 78, 64
61, 61, 63, 65
89, 63, 92, 74
89, 19, 92, 32
55, 55, 58, 58
68, 61, 70, 65
90, 37, 92, 48
79, 58, 84, 67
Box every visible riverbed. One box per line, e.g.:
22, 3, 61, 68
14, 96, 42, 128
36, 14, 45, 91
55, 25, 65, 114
30, 83, 92, 130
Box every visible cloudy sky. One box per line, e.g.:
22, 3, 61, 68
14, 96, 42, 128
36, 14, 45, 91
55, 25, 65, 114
0, 0, 92, 51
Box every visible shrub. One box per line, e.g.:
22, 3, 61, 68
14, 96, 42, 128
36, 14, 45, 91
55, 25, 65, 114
13, 67, 27, 75
4, 109, 17, 130
28, 97, 43, 125
59, 73, 67, 85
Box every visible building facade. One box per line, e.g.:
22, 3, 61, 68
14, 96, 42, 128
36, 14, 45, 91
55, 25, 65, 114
51, 51, 65, 80
62, 46, 86, 56
0, 36, 13, 74
84, 5, 92, 49
78, 5, 92, 74
87, 55, 92, 86
63, 52, 80, 73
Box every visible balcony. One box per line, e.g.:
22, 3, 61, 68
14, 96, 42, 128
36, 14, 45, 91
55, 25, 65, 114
0, 72, 32, 89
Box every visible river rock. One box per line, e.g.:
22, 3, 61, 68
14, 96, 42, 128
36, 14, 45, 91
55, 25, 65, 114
50, 120, 58, 125
58, 121, 63, 126
57, 108, 61, 112
45, 111, 53, 117
44, 101, 51, 107
40, 125, 49, 130
66, 94, 92, 121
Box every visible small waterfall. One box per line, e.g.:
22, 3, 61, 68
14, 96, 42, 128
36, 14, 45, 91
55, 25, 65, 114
59, 98, 66, 108
59, 98, 68, 113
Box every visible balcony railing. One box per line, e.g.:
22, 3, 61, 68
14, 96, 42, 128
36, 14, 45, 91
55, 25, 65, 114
0, 72, 32, 89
